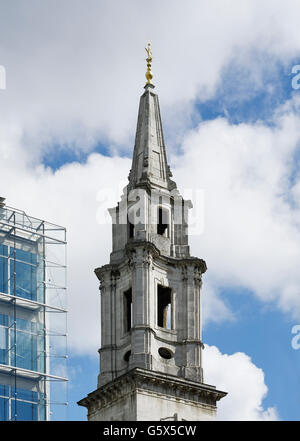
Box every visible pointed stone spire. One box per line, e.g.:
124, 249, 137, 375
129, 45, 174, 191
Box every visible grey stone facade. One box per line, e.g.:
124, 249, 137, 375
78, 82, 227, 420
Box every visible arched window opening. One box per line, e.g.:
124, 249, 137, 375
128, 212, 135, 239
124, 288, 132, 333
124, 350, 131, 362
157, 285, 172, 329
157, 207, 168, 237
129, 221, 134, 239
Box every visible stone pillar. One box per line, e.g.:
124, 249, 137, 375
130, 247, 152, 370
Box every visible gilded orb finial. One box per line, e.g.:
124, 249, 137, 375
145, 42, 153, 86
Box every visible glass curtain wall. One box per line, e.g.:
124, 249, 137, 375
0, 205, 67, 421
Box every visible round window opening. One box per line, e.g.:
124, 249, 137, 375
124, 350, 131, 362
158, 347, 173, 360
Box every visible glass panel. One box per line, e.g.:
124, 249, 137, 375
14, 388, 37, 402
0, 245, 8, 257
0, 326, 8, 364
0, 384, 8, 398
0, 255, 8, 294
0, 313, 8, 326
10, 386, 44, 421
36, 256, 45, 304
10, 329, 37, 371
12, 399, 38, 421
10, 260, 37, 300
0, 314, 8, 364
4, 314, 45, 372
0, 397, 9, 420
37, 332, 45, 373
16, 317, 31, 332
10, 248, 37, 265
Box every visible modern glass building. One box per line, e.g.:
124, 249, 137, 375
0, 198, 67, 420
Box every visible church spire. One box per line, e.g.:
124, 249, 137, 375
78, 46, 227, 421
128, 44, 173, 190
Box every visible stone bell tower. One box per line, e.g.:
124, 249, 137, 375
78, 44, 226, 421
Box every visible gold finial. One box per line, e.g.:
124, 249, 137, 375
145, 42, 153, 86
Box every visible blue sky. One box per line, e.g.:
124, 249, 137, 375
1, 0, 300, 421
205, 289, 300, 421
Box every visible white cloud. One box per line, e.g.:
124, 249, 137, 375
1, 0, 300, 158
172, 98, 300, 320
204, 345, 278, 420
202, 279, 235, 326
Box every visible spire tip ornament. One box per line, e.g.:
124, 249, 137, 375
145, 42, 153, 86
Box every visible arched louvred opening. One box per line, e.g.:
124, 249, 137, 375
124, 350, 131, 362
157, 285, 172, 329
157, 206, 169, 237
129, 221, 134, 239
123, 288, 132, 333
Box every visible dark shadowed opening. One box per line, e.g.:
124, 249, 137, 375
124, 288, 132, 332
157, 285, 172, 329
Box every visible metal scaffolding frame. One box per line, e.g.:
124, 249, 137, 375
0, 204, 68, 421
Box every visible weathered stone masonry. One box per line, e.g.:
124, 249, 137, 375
78, 79, 227, 421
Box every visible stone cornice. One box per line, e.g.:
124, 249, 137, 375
95, 240, 207, 281
78, 367, 227, 411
